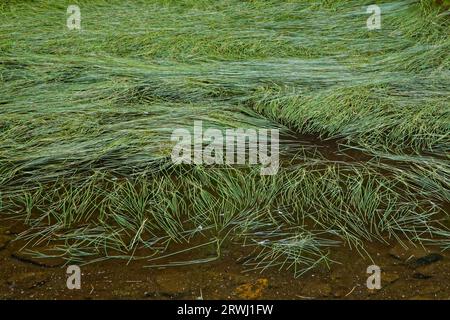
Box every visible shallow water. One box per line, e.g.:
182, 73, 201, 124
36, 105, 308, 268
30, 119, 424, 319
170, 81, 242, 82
1, 218, 450, 300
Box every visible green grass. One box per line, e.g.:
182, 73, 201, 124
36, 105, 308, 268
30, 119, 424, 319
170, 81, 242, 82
0, 0, 449, 276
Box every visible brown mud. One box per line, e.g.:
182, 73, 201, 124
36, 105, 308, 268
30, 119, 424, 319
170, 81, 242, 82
1, 219, 449, 300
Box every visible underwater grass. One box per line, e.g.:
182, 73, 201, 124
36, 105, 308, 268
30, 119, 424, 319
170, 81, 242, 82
0, 0, 449, 275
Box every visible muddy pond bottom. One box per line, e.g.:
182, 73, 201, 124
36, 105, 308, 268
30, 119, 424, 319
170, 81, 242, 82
1, 220, 449, 300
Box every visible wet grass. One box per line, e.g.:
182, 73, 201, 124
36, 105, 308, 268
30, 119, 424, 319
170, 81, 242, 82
0, 0, 449, 276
